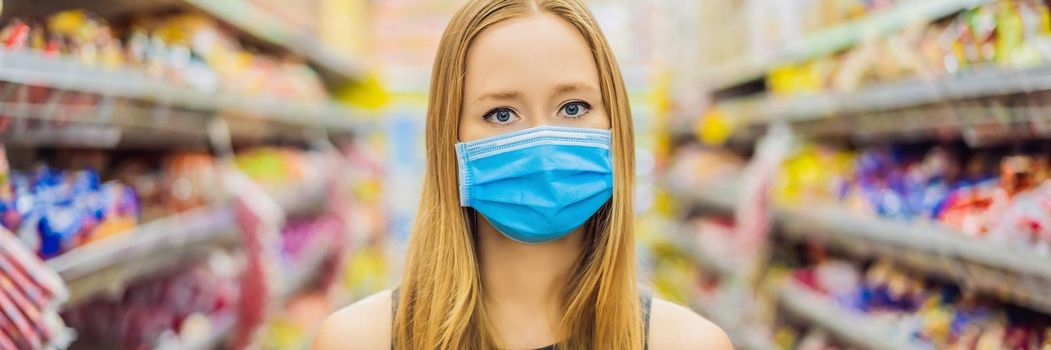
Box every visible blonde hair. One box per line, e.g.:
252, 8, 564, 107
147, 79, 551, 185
393, 0, 641, 348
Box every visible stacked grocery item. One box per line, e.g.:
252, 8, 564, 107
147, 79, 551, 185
0, 166, 139, 260
0, 10, 328, 102
0, 230, 71, 350
790, 257, 1051, 349
62, 251, 239, 349
256, 216, 347, 350
0, 143, 337, 261
276, 214, 345, 297
0, 0, 376, 348
767, 0, 1051, 95
661, 209, 1051, 350
744, 0, 904, 54
0, 148, 222, 259
236, 147, 324, 194
776, 144, 1051, 255
657, 139, 1051, 349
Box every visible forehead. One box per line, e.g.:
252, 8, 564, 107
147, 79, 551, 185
464, 13, 599, 96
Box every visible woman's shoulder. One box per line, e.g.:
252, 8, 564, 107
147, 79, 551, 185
312, 290, 393, 350
648, 297, 733, 350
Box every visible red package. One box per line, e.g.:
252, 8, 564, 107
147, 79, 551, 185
0, 312, 22, 350
232, 199, 269, 350
0, 232, 66, 303
0, 250, 48, 310
0, 275, 51, 342
0, 331, 16, 350
2, 22, 29, 49
0, 280, 40, 349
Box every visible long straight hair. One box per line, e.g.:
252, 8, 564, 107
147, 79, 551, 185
393, 0, 641, 348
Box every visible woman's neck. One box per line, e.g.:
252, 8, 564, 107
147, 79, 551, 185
477, 218, 583, 348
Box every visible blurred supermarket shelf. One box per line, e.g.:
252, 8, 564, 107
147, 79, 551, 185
276, 234, 335, 303
671, 225, 738, 278
674, 183, 1051, 314
715, 63, 1051, 144
774, 280, 926, 350
703, 0, 992, 92
49, 176, 335, 305
274, 176, 331, 219
179, 0, 368, 85
47, 204, 240, 305
776, 204, 1051, 314
0, 50, 370, 145
692, 298, 778, 350
2, 0, 367, 85
176, 233, 333, 350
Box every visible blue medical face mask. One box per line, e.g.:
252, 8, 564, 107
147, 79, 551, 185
456, 125, 614, 244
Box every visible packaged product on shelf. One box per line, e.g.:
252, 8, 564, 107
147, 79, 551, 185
280, 215, 342, 261
787, 257, 1051, 349
235, 147, 325, 197
0, 272, 53, 342
161, 152, 219, 214
0, 166, 140, 259
771, 143, 1051, 255
0, 257, 45, 315
0, 228, 70, 349
259, 214, 352, 349
127, 12, 327, 101
0, 331, 15, 350
0, 148, 232, 259
764, 0, 1051, 96
0, 272, 40, 349
775, 144, 854, 207
229, 192, 271, 350
278, 214, 345, 293
62, 251, 239, 349
45, 10, 123, 69
0, 9, 329, 103
0, 230, 66, 304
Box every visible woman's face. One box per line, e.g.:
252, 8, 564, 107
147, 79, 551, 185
459, 13, 611, 142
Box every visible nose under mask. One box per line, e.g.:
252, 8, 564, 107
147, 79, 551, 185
455, 125, 614, 243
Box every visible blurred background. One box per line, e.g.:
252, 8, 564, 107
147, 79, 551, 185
0, 0, 1049, 349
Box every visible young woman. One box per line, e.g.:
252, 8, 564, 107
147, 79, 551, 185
314, 0, 732, 348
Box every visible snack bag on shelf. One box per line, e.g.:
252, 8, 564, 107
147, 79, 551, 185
162, 152, 218, 213
63, 252, 238, 349
0, 252, 47, 311
0, 229, 70, 349
775, 144, 853, 206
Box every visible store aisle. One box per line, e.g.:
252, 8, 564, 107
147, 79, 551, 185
0, 0, 1050, 349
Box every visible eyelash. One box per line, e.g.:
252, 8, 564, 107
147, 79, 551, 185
480, 100, 593, 127
558, 100, 592, 119
482, 107, 520, 127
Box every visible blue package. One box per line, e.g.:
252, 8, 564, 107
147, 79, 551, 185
37, 205, 83, 258
73, 170, 101, 192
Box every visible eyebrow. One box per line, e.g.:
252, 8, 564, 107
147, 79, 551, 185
554, 81, 597, 94
474, 90, 522, 103
472, 82, 598, 103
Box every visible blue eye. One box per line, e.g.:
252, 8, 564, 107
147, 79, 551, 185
483, 108, 520, 127
558, 101, 591, 118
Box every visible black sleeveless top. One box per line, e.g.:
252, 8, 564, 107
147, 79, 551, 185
390, 288, 653, 349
